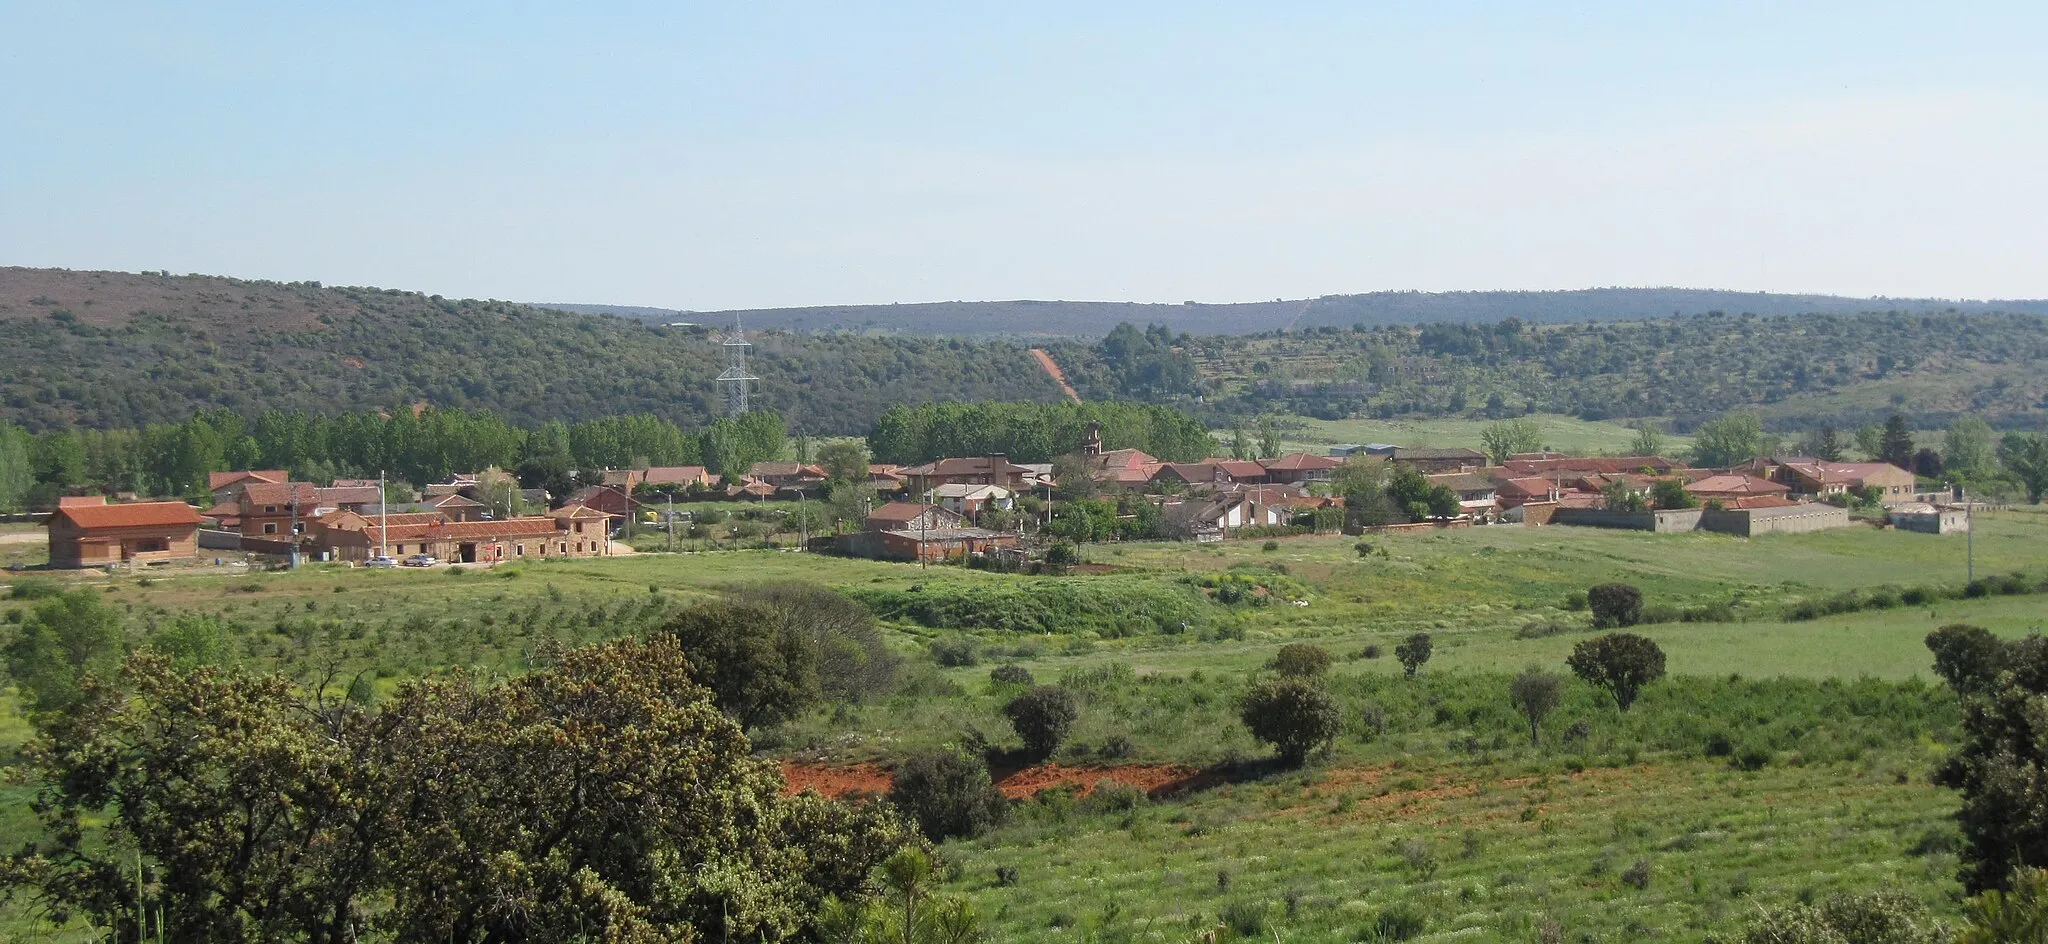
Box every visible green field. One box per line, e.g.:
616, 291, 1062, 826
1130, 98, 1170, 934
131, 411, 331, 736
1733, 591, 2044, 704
1278, 413, 1691, 457
4, 507, 2046, 940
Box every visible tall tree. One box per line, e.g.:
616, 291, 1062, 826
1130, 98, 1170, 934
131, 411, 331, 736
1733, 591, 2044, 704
1945, 417, 1995, 481
1627, 425, 1664, 458
1481, 418, 1543, 464
1879, 413, 1915, 468
1689, 412, 1775, 468
2000, 433, 2048, 504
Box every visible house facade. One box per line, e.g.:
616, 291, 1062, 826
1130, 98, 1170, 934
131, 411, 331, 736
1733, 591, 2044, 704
46, 499, 204, 568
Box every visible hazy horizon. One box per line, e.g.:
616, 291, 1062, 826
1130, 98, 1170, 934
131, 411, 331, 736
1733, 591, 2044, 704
6, 3, 2046, 310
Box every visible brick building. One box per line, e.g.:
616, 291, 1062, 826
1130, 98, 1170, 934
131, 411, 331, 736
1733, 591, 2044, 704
46, 498, 204, 569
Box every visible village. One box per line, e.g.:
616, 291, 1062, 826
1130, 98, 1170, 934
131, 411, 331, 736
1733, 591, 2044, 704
34, 418, 1971, 573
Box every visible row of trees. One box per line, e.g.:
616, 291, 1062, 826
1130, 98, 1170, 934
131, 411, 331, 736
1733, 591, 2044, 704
1683, 409, 2048, 501
866, 401, 1215, 466
0, 407, 792, 510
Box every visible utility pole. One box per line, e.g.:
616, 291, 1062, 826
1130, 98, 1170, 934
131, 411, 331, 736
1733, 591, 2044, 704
379, 470, 389, 562
1965, 487, 1975, 583
666, 495, 675, 553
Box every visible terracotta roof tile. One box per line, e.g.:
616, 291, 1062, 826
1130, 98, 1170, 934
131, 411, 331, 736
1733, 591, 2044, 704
54, 501, 204, 529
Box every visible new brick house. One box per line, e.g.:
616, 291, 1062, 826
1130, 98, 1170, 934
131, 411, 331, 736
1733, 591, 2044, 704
46, 498, 204, 568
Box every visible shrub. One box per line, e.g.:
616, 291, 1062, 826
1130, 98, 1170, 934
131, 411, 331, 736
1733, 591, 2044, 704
1003, 686, 1080, 760
888, 750, 1008, 841
987, 663, 1035, 687
1510, 669, 1564, 747
1638, 603, 1682, 625
1358, 702, 1388, 740
1733, 744, 1772, 771
929, 637, 980, 668
1566, 633, 1667, 711
1239, 678, 1342, 766
1220, 899, 1268, 937
1367, 902, 1427, 941
1270, 642, 1334, 678
1736, 890, 1944, 944
1926, 624, 2006, 695
1395, 632, 1433, 678
1704, 731, 1735, 757
6, 578, 62, 600
1587, 583, 1643, 629
1681, 602, 1736, 623
1621, 856, 1653, 890
1360, 643, 1384, 660
1561, 591, 1589, 612
1083, 779, 1146, 814
1355, 541, 1375, 558
1261, 539, 1281, 552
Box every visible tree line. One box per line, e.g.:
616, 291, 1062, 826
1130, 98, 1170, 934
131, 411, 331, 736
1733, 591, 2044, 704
866, 401, 1216, 465
0, 407, 792, 510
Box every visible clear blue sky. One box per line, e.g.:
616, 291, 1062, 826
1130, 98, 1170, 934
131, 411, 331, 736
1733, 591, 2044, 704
5, 2, 2045, 309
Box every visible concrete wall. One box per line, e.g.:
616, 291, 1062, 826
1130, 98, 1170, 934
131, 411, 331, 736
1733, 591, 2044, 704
1700, 504, 1852, 536
1552, 508, 1703, 532
1893, 510, 1968, 535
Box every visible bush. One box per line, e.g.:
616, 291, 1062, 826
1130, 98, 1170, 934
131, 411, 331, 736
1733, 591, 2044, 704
929, 637, 980, 668
1269, 642, 1334, 678
1261, 539, 1281, 552
1638, 603, 1682, 625
1587, 583, 1643, 629
1561, 591, 1588, 612
1360, 643, 1383, 660
7, 579, 62, 600
987, 664, 1035, 687
1239, 678, 1342, 766
1704, 731, 1735, 757
1566, 633, 1667, 711
1926, 624, 2006, 695
1220, 899, 1268, 937
1681, 601, 1736, 623
1367, 902, 1427, 941
1003, 686, 1080, 760
1736, 890, 1944, 944
1621, 856, 1652, 890
1510, 669, 1564, 747
888, 750, 1008, 841
1083, 779, 1146, 814
1733, 744, 1772, 771
1395, 632, 1433, 678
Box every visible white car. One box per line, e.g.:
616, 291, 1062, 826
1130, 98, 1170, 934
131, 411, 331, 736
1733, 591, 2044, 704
402, 554, 438, 567
365, 556, 398, 568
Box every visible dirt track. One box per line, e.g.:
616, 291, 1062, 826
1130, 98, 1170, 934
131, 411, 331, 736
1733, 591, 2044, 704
1028, 349, 1082, 403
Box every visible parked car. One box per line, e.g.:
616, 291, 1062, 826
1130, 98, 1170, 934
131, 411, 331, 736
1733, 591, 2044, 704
402, 554, 438, 567
364, 556, 397, 568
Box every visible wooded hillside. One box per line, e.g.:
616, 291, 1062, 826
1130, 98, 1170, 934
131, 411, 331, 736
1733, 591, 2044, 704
0, 268, 1064, 434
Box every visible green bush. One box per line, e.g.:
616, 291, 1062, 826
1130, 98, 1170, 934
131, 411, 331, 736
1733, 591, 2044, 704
988, 664, 1035, 687
1269, 643, 1334, 678
1736, 890, 1944, 944
929, 637, 980, 668
1587, 583, 1643, 629
1003, 685, 1080, 760
1239, 678, 1341, 766
888, 750, 1008, 842
1366, 902, 1427, 941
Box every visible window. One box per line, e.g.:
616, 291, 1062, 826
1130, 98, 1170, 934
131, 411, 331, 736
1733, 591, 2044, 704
515, 544, 524, 556
263, 523, 278, 535
265, 505, 278, 513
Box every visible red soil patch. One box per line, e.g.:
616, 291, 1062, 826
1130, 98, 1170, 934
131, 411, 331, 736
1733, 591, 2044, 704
781, 761, 892, 796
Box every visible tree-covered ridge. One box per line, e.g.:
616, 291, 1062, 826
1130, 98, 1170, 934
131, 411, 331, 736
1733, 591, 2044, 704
0, 268, 1064, 434
1052, 311, 2048, 431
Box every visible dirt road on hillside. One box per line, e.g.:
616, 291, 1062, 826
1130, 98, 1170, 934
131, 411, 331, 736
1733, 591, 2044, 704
1028, 349, 1082, 403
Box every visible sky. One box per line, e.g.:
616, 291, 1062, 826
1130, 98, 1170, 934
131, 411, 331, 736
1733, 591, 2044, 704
4, 2, 2046, 310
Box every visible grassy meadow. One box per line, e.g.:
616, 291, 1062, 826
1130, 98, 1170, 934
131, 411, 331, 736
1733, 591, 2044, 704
4, 506, 2047, 940
1276, 414, 1690, 457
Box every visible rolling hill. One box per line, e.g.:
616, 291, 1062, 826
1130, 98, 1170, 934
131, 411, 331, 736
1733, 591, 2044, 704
0, 267, 1064, 434
554, 288, 2048, 339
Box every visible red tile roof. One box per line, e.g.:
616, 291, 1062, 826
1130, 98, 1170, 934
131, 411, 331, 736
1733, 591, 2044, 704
315, 486, 383, 506
53, 501, 204, 530
209, 470, 287, 491
1503, 456, 1675, 475
1260, 453, 1343, 471
867, 501, 939, 522
1685, 474, 1789, 496
239, 482, 319, 506
641, 466, 709, 486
